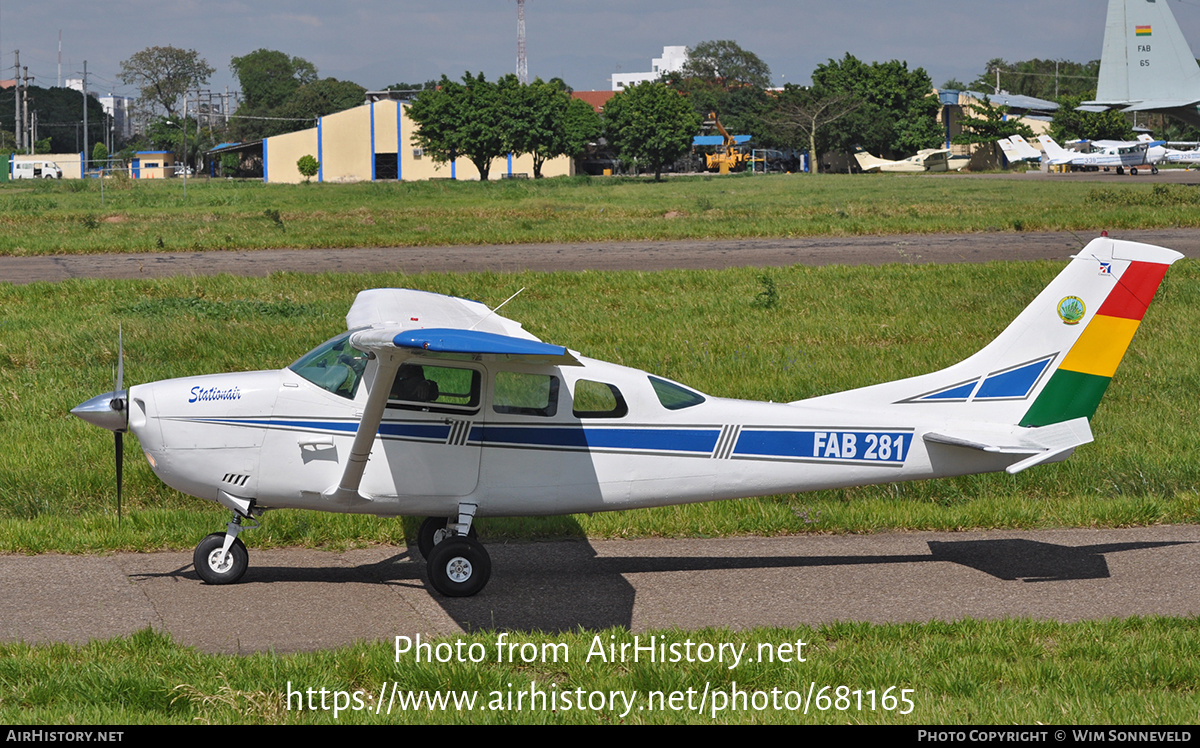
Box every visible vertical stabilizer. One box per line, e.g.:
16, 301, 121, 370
1037, 135, 1074, 165
802, 238, 1183, 427
1094, 0, 1200, 106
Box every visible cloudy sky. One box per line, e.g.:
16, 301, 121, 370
5, 1, 1200, 97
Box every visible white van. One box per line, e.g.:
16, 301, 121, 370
12, 160, 63, 179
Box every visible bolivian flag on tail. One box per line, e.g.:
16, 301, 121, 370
1136, 25, 1152, 36
1020, 254, 1173, 427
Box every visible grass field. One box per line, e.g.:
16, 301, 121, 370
4, 172, 1200, 255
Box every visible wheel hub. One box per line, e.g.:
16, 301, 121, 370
207, 549, 233, 573
445, 556, 473, 583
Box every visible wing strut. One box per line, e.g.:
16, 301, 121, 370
323, 354, 402, 504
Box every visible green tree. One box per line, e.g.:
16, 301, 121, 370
0, 86, 109, 153
231, 49, 317, 111
562, 97, 604, 161
273, 78, 366, 123
603, 82, 701, 181
91, 141, 109, 165
680, 40, 772, 89
297, 154, 319, 182
499, 77, 602, 178
666, 40, 774, 147
408, 72, 506, 181
386, 81, 439, 94
119, 46, 215, 117
1050, 95, 1135, 141
812, 53, 942, 159
767, 84, 861, 174
220, 152, 241, 177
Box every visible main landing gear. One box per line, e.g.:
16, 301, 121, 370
417, 505, 491, 597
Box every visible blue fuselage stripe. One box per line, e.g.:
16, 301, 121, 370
181, 418, 910, 463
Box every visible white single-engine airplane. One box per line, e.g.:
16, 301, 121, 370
853, 147, 966, 173
73, 237, 1182, 596
1038, 135, 1159, 175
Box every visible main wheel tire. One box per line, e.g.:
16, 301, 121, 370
426, 536, 491, 597
1117, 166, 1125, 175
416, 516, 477, 559
193, 532, 249, 585
1152, 166, 1159, 175
1131, 167, 1139, 176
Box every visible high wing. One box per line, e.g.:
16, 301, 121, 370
346, 288, 540, 340
323, 289, 581, 504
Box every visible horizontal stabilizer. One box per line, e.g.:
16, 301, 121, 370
924, 417, 1093, 474
1122, 100, 1200, 112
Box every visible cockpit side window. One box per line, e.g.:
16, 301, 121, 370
493, 372, 559, 417
389, 364, 481, 414
572, 379, 628, 419
649, 375, 706, 410
289, 331, 369, 399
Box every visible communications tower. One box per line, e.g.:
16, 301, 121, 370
516, 0, 528, 84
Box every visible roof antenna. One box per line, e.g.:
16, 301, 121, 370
470, 287, 526, 330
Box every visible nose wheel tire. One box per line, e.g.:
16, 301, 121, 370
426, 536, 491, 597
416, 516, 477, 559
193, 533, 249, 585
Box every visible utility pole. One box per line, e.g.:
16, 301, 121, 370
13, 51, 21, 152
23, 65, 31, 153
82, 61, 89, 171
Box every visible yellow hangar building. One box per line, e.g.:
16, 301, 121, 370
261, 98, 573, 183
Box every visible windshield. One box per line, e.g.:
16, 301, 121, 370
289, 331, 370, 399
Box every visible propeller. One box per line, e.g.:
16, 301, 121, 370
70, 327, 129, 525
113, 327, 125, 525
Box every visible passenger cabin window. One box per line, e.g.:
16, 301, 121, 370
389, 364, 481, 414
289, 331, 370, 399
572, 379, 628, 419
493, 372, 559, 417
649, 376, 706, 410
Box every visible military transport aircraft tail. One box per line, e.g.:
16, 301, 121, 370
1086, 0, 1200, 126
803, 237, 1183, 431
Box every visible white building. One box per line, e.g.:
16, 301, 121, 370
612, 45, 689, 90
98, 95, 136, 142
64, 79, 136, 143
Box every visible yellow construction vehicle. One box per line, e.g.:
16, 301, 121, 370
702, 111, 750, 174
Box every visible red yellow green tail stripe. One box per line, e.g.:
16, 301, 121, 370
1020, 261, 1170, 427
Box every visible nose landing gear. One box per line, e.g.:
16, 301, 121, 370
193, 510, 257, 585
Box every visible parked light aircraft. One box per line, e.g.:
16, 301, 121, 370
72, 238, 1182, 596
1038, 135, 1158, 174
1087, 134, 1200, 167
1084, 0, 1200, 128
997, 135, 1042, 164
853, 147, 966, 173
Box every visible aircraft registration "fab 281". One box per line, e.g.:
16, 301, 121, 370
72, 237, 1182, 596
